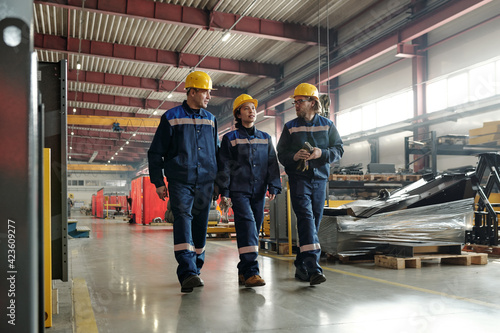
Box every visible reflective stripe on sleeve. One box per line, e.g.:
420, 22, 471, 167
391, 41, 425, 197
238, 245, 259, 254
195, 246, 206, 255
300, 243, 321, 252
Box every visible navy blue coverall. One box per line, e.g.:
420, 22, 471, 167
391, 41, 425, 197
217, 126, 281, 279
277, 114, 343, 278
148, 101, 219, 284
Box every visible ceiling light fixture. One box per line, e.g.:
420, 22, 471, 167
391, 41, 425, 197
167, 93, 173, 99
126, 141, 129, 144
76, 62, 81, 70
73, 107, 76, 113
221, 31, 231, 42
120, 147, 123, 150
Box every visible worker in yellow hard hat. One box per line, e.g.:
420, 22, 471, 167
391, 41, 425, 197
277, 83, 344, 286
216, 94, 281, 287
148, 70, 219, 293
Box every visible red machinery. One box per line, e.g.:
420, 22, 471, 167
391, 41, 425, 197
130, 175, 169, 225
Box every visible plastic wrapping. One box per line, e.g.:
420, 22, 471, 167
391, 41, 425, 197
318, 198, 474, 256
326, 173, 475, 218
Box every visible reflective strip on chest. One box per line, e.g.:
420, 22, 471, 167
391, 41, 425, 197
230, 138, 268, 147
288, 125, 329, 134
169, 118, 215, 127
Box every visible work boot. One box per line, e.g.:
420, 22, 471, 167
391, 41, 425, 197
238, 274, 245, 286
294, 268, 309, 282
181, 275, 202, 293
245, 275, 266, 287
309, 273, 326, 286
196, 277, 204, 287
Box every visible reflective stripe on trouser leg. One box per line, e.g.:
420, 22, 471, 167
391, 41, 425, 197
289, 177, 326, 275
231, 192, 265, 279
168, 181, 212, 283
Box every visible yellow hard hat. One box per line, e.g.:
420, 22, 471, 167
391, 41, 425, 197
185, 71, 216, 90
290, 83, 319, 100
233, 94, 258, 117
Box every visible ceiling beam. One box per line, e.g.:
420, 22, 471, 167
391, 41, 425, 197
69, 128, 154, 142
71, 142, 150, 150
68, 70, 244, 99
67, 90, 178, 110
68, 164, 135, 171
69, 99, 225, 118
249, 0, 493, 122
35, 0, 326, 45
68, 115, 160, 128
319, 0, 492, 85
70, 136, 151, 147
35, 33, 282, 78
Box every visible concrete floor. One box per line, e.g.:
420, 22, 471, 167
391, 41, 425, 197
48, 212, 500, 333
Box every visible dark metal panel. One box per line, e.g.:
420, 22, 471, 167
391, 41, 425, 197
35, 33, 282, 78
67, 70, 244, 98
0, 2, 40, 332
39, 60, 69, 282
36, 0, 325, 45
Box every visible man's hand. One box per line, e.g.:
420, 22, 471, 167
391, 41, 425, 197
293, 149, 311, 161
156, 186, 168, 201
220, 196, 232, 213
305, 147, 321, 161
267, 194, 276, 201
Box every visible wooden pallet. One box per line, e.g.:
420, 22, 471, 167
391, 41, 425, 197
329, 174, 364, 181
259, 239, 294, 254
401, 174, 422, 182
374, 253, 488, 269
364, 174, 401, 181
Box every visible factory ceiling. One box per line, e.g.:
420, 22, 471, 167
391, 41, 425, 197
33, 0, 492, 169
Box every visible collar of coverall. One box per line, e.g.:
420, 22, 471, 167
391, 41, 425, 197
182, 100, 206, 116
240, 125, 256, 137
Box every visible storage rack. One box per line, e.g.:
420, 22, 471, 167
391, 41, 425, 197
404, 131, 500, 175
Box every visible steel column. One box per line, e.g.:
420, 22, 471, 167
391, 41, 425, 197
0, 1, 40, 331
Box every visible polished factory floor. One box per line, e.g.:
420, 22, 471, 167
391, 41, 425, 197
54, 212, 500, 333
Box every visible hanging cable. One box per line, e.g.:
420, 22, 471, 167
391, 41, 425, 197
326, 0, 330, 101
111, 0, 260, 168
318, 0, 321, 86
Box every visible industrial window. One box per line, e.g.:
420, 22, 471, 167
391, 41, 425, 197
427, 57, 500, 113
68, 180, 84, 186
469, 62, 495, 101
497, 60, 500, 95
361, 104, 376, 131
85, 180, 99, 186
337, 89, 413, 136
447, 73, 468, 107
426, 79, 447, 113
104, 180, 126, 187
